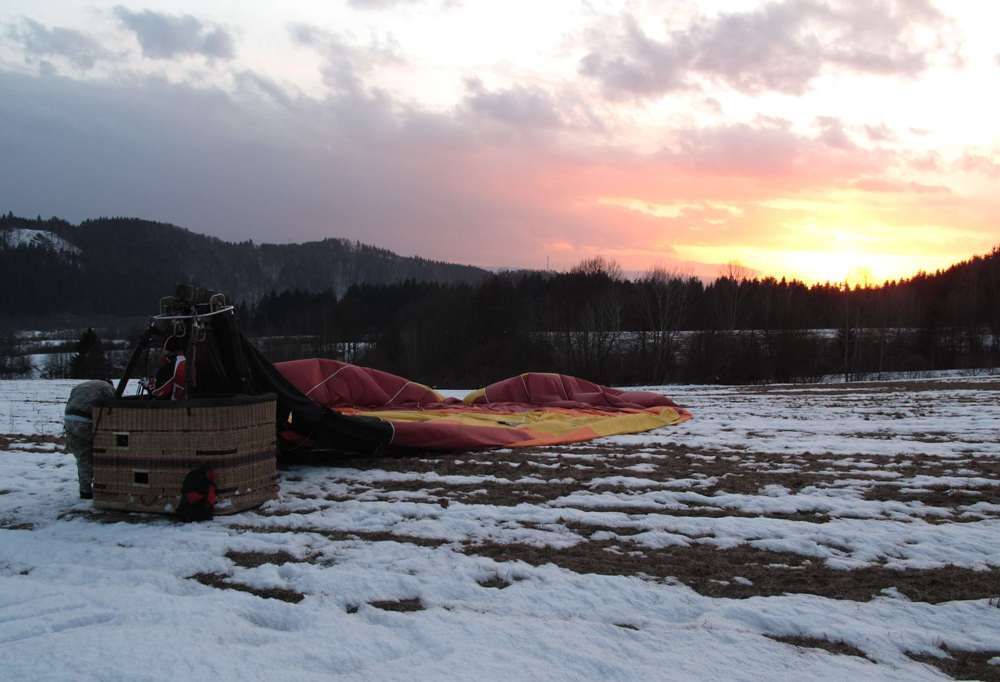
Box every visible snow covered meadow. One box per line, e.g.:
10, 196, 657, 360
1, 378, 999, 680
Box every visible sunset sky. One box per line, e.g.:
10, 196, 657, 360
1, 1, 998, 283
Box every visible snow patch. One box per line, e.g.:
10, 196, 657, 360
0, 228, 80, 255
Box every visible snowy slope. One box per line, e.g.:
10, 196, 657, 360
0, 227, 80, 255
1, 378, 999, 680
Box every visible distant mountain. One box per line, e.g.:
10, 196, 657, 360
0, 213, 489, 317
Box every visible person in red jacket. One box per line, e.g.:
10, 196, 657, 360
149, 337, 187, 400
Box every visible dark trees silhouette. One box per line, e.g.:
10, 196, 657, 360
237, 246, 1000, 387
3, 212, 999, 387
69, 328, 109, 379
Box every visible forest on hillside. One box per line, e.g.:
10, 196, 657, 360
240, 249, 1000, 386
2, 213, 998, 386
0, 213, 488, 318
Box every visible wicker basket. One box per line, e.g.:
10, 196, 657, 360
92, 394, 278, 515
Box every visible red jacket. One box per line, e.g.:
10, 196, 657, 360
152, 354, 187, 400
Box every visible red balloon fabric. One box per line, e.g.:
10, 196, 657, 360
276, 358, 455, 408
274, 359, 691, 450
463, 372, 680, 410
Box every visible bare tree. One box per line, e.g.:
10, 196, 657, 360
716, 261, 751, 331
570, 256, 624, 281
555, 257, 626, 380
43, 352, 72, 379
635, 267, 689, 383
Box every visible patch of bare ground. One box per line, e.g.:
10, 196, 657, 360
58, 509, 173, 525
907, 646, 1000, 681
743, 379, 1000, 395
0, 433, 65, 451
304, 446, 996, 492
865, 485, 1000, 510
368, 598, 424, 612
277, 444, 1000, 524
228, 524, 450, 549
0, 520, 33, 530
281, 479, 976, 525
188, 572, 305, 603
225, 549, 302, 569
461, 540, 1000, 603
252, 505, 319, 518
278, 480, 840, 522
477, 576, 514, 589
564, 505, 834, 522
238, 410, 1000, 607
318, 479, 603, 508
908, 432, 983, 444
764, 634, 873, 661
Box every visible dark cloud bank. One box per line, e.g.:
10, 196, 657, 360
0, 68, 568, 265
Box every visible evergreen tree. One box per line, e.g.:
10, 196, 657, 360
69, 328, 109, 379
0, 334, 32, 378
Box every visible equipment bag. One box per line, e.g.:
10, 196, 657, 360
177, 467, 217, 522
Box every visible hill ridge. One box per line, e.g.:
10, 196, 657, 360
0, 213, 489, 316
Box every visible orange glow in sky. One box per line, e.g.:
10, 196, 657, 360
600, 186, 996, 284
1, 1, 998, 281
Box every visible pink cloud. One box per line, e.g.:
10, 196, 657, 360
851, 178, 951, 194
958, 152, 1000, 177
580, 0, 954, 98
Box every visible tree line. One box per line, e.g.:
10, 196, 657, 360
0, 213, 488, 319
238, 249, 1000, 386
0, 328, 111, 380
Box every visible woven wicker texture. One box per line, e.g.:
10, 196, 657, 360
93, 397, 277, 515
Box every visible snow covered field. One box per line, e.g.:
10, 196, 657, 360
1, 378, 999, 681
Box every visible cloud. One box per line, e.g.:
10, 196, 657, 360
112, 7, 235, 60
958, 152, 1000, 177
462, 78, 563, 129
864, 124, 896, 143
851, 178, 951, 194
907, 152, 942, 172
581, 0, 952, 98
458, 78, 606, 136
5, 18, 115, 70
288, 23, 399, 95
232, 71, 293, 107
0, 69, 536, 267
0, 56, 991, 276
662, 118, 877, 183
347, 0, 424, 8
346, 0, 461, 10
0, 67, 741, 272
816, 116, 854, 150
